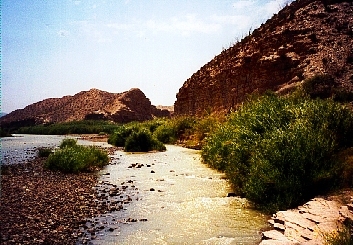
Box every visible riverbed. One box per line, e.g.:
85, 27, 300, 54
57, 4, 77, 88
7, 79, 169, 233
94, 145, 269, 244
1, 135, 269, 244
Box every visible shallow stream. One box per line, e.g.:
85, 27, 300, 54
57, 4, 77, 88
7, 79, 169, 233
90, 145, 269, 244
1, 135, 269, 244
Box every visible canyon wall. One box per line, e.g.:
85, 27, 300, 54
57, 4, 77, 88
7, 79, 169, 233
174, 0, 353, 116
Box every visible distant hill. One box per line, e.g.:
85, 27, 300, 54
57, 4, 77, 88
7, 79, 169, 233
0, 88, 173, 129
175, 0, 353, 116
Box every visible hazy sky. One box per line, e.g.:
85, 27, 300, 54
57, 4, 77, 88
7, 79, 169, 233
2, 0, 292, 113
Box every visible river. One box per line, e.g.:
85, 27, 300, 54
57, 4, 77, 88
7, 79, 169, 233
1, 135, 269, 244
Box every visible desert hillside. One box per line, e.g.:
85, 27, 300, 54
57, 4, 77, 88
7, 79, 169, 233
175, 0, 353, 116
0, 88, 172, 129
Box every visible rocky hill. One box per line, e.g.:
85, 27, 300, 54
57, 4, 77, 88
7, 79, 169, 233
0, 88, 172, 129
174, 0, 353, 116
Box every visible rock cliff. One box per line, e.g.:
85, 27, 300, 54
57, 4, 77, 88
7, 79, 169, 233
174, 0, 353, 116
0, 88, 172, 128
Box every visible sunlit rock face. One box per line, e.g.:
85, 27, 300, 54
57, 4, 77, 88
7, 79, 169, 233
0, 88, 173, 128
175, 0, 353, 116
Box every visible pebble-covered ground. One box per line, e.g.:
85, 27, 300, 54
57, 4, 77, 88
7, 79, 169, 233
0, 146, 139, 245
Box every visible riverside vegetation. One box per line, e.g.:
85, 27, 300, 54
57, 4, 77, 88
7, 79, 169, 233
5, 89, 353, 244
10, 86, 353, 214
15, 120, 118, 135
202, 90, 353, 211
44, 139, 109, 173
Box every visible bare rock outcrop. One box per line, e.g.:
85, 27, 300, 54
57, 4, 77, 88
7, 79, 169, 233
260, 197, 353, 244
174, 0, 353, 116
0, 88, 172, 129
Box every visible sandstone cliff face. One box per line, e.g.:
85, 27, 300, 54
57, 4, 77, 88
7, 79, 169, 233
0, 88, 172, 128
174, 0, 353, 116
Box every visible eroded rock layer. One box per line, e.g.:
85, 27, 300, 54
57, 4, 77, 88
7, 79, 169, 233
175, 0, 353, 116
1, 88, 172, 128
260, 197, 353, 244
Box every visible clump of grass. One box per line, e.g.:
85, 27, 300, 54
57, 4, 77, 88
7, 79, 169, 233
324, 225, 353, 245
202, 91, 353, 211
45, 139, 109, 173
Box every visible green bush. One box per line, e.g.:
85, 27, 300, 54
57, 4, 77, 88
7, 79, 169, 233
45, 140, 109, 173
108, 125, 135, 147
202, 91, 353, 211
173, 116, 196, 139
108, 120, 168, 152
193, 115, 222, 143
142, 118, 166, 133
37, 147, 53, 157
60, 138, 78, 149
125, 129, 166, 152
153, 123, 177, 144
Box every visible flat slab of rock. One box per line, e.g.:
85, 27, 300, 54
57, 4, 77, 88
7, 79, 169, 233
260, 198, 352, 244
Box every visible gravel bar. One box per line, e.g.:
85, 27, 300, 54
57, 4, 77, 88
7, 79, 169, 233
0, 157, 115, 244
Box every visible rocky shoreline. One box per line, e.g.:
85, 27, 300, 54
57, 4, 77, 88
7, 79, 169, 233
0, 147, 139, 244
260, 192, 353, 244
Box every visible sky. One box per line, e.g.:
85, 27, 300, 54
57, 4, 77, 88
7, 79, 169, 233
2, 0, 293, 113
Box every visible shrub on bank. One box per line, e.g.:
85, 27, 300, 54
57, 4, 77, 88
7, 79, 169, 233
202, 91, 353, 211
125, 129, 166, 152
108, 121, 167, 152
153, 122, 177, 144
107, 125, 135, 147
45, 139, 109, 173
37, 147, 53, 157
59, 138, 78, 148
152, 116, 220, 147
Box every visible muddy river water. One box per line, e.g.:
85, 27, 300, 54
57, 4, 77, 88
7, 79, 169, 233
1, 135, 269, 244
